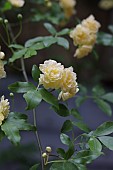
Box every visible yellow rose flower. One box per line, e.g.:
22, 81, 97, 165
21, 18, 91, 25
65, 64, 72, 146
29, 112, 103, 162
70, 24, 97, 46
70, 15, 101, 58
58, 67, 79, 101
8, 0, 25, 7
82, 15, 101, 33
39, 60, 64, 89
0, 51, 6, 79
58, 90, 75, 101
98, 0, 113, 10
60, 0, 76, 18
74, 45, 93, 58
0, 96, 10, 125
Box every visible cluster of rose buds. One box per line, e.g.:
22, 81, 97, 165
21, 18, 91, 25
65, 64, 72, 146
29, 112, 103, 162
42, 146, 52, 165
70, 15, 101, 58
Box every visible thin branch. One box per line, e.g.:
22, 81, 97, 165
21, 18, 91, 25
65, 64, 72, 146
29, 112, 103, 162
13, 20, 22, 42
33, 109, 44, 170
0, 34, 9, 46
20, 57, 28, 82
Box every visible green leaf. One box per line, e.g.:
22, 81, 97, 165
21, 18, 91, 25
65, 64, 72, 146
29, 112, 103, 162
31, 42, 45, 50
9, 48, 27, 62
9, 44, 24, 49
57, 37, 69, 49
65, 142, 75, 160
39, 88, 59, 108
75, 164, 87, 170
24, 48, 37, 59
32, 13, 45, 22
93, 121, 113, 136
50, 162, 78, 170
44, 23, 57, 35
101, 93, 113, 103
70, 109, 82, 120
61, 120, 73, 133
57, 148, 66, 158
23, 90, 42, 110
60, 135, 74, 160
2, 2, 12, 12
108, 25, 113, 34
97, 32, 113, 46
71, 150, 102, 164
94, 99, 112, 116
8, 82, 36, 93
52, 103, 70, 117
88, 137, 102, 152
98, 136, 113, 151
32, 65, 41, 83
1, 112, 35, 145
29, 163, 40, 170
75, 96, 86, 108
60, 133, 71, 145
57, 28, 70, 36
79, 84, 87, 95
92, 85, 105, 97
73, 121, 90, 133
25, 37, 43, 47
43, 36, 57, 47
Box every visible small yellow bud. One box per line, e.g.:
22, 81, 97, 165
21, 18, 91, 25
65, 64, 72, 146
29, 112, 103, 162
17, 14, 23, 20
42, 152, 47, 158
47, 2, 52, 7
0, 52, 5, 59
4, 19, 8, 24
46, 146, 52, 153
10, 93, 14, 97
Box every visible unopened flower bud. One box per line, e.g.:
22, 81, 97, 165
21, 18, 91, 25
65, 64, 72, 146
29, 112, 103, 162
46, 146, 52, 153
42, 152, 47, 158
47, 1, 52, 7
0, 52, 5, 59
17, 14, 23, 20
10, 93, 14, 97
4, 19, 8, 24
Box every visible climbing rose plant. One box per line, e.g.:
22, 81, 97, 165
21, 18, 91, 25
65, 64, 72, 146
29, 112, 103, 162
0, 0, 113, 170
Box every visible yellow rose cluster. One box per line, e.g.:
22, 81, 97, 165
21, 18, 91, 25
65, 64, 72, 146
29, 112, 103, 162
39, 60, 79, 101
59, 0, 76, 18
98, 0, 113, 10
0, 51, 6, 79
8, 0, 25, 7
0, 96, 10, 125
58, 66, 79, 101
70, 15, 101, 58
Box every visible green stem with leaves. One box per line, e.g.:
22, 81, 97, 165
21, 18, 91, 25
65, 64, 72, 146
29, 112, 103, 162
2, 16, 44, 170
47, 160, 65, 164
